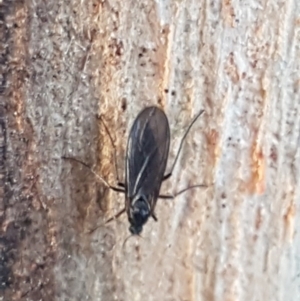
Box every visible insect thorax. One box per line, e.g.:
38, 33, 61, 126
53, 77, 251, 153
127, 194, 151, 234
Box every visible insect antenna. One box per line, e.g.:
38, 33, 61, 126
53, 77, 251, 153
163, 109, 205, 181
122, 233, 144, 250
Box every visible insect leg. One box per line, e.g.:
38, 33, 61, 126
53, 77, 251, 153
96, 114, 122, 184
162, 173, 171, 181
158, 184, 207, 199
87, 208, 126, 233
151, 212, 158, 221
105, 207, 126, 224
62, 156, 125, 193
163, 109, 204, 181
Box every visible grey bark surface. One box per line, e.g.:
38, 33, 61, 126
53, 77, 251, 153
0, 0, 300, 300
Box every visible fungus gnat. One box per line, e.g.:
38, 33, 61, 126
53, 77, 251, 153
63, 106, 205, 235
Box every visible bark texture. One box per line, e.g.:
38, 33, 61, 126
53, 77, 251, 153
0, 0, 300, 300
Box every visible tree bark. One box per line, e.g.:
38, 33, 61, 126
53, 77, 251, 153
1, 0, 300, 300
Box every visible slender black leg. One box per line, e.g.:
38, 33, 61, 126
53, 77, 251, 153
96, 114, 123, 184
105, 207, 126, 224
62, 156, 125, 193
162, 173, 171, 181
151, 212, 158, 221
158, 184, 207, 199
87, 208, 126, 233
163, 109, 204, 182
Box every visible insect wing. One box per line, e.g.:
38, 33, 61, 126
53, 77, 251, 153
126, 107, 170, 201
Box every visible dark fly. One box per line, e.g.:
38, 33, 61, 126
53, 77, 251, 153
124, 107, 170, 234
63, 106, 205, 235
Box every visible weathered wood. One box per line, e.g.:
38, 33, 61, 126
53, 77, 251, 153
1, 0, 300, 300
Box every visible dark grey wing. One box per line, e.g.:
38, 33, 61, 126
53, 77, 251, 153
125, 106, 170, 200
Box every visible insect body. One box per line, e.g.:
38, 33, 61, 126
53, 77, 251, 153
125, 107, 170, 234
63, 106, 205, 235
